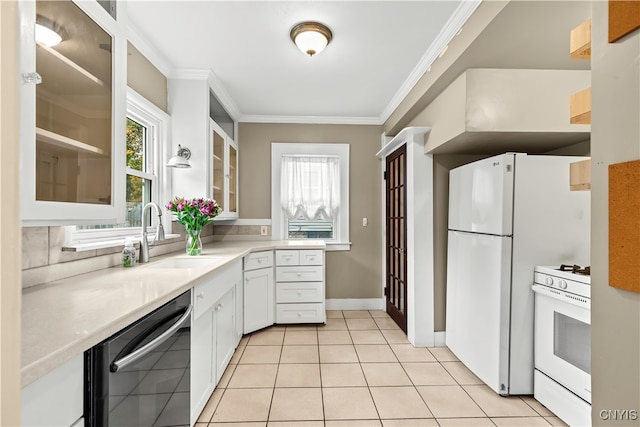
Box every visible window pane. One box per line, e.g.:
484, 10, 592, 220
288, 219, 334, 239
126, 118, 145, 172
126, 175, 151, 227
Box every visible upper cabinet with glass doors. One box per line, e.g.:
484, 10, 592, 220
20, 0, 126, 225
169, 74, 238, 221
210, 119, 238, 220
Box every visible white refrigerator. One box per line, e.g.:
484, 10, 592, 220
445, 153, 590, 395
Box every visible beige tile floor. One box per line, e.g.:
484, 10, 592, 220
195, 310, 568, 427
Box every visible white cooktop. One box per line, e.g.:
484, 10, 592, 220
534, 266, 591, 298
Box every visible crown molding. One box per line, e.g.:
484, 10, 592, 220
238, 114, 383, 126
126, 25, 174, 78
170, 68, 211, 80
207, 71, 241, 121
379, 0, 482, 124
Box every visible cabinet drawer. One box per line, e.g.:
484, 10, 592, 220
299, 250, 323, 266
276, 303, 325, 324
276, 282, 324, 303
244, 250, 274, 271
276, 266, 323, 282
194, 261, 241, 320
275, 250, 300, 266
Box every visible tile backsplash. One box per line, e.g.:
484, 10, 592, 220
21, 222, 271, 288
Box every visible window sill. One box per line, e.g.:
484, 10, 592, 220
325, 242, 352, 251
63, 234, 181, 252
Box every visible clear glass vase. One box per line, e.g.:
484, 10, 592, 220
185, 227, 203, 256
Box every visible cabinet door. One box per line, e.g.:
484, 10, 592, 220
215, 288, 236, 381
191, 309, 214, 423
20, 0, 126, 224
227, 138, 238, 217
244, 267, 274, 334
210, 119, 226, 212
21, 354, 83, 426
234, 280, 244, 346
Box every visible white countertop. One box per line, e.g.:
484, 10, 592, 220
22, 240, 325, 386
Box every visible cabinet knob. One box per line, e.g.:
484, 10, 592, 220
297, 273, 302, 277
297, 291, 302, 296
197, 292, 205, 299
297, 312, 302, 317
257, 258, 262, 263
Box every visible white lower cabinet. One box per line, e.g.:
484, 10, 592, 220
214, 288, 235, 380
21, 354, 83, 427
243, 251, 275, 334
275, 249, 326, 324
191, 260, 242, 425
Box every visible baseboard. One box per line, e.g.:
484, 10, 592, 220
434, 331, 446, 347
325, 298, 384, 310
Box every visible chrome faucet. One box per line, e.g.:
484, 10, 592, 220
140, 202, 165, 263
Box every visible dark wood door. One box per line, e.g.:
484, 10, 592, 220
385, 145, 407, 332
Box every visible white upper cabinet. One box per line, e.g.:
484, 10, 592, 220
210, 119, 238, 220
169, 73, 238, 220
19, 0, 127, 225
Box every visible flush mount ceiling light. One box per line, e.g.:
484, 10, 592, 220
35, 15, 66, 47
290, 21, 332, 57
166, 144, 192, 168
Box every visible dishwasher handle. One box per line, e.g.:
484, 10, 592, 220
110, 303, 192, 373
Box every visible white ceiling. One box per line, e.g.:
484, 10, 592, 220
126, 1, 480, 124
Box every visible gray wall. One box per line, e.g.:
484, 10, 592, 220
591, 1, 640, 423
238, 123, 383, 300
127, 42, 167, 113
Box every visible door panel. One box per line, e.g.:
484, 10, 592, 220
445, 230, 512, 394
448, 154, 514, 235
385, 145, 407, 332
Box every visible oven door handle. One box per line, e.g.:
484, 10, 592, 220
110, 304, 192, 373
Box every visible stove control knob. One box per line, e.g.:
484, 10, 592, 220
545, 277, 554, 286
559, 280, 568, 289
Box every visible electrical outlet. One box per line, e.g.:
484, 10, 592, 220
362, 217, 368, 227
260, 225, 269, 236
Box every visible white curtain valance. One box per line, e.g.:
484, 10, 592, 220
281, 155, 340, 220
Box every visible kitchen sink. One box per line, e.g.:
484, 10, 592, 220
147, 257, 222, 269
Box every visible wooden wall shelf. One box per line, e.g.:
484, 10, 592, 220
570, 158, 591, 191
570, 87, 591, 125
570, 19, 591, 59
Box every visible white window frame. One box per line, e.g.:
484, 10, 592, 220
271, 142, 350, 251
65, 88, 173, 250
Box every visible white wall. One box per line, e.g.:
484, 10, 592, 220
0, 0, 23, 424
591, 2, 640, 424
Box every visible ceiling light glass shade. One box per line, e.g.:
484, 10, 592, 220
290, 22, 332, 57
35, 23, 62, 47
166, 145, 192, 168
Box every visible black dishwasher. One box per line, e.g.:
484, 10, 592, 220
85, 290, 192, 427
